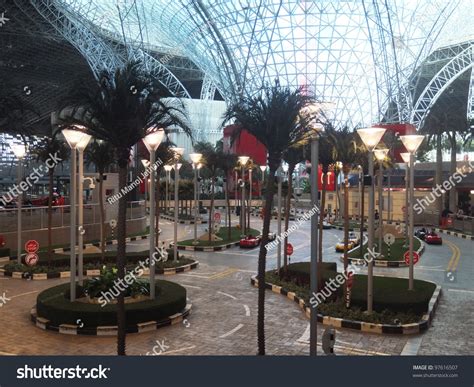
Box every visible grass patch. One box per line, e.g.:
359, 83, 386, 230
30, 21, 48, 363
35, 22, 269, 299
348, 238, 421, 261
178, 226, 259, 247
263, 262, 435, 324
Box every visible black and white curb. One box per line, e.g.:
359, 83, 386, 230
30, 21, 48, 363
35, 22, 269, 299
251, 276, 441, 335
30, 303, 192, 335
342, 237, 425, 268
172, 241, 241, 252
434, 228, 473, 240
0, 260, 199, 280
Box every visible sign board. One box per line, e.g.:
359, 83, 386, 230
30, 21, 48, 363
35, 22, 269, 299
447, 217, 453, 226
214, 212, 221, 224
25, 253, 39, 266
25, 240, 39, 254
286, 243, 294, 256
404, 251, 419, 265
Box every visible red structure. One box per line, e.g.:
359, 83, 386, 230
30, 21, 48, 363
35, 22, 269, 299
223, 125, 267, 165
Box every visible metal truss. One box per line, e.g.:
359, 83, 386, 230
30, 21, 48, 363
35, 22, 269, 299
200, 74, 217, 100
468, 68, 474, 121
410, 43, 474, 129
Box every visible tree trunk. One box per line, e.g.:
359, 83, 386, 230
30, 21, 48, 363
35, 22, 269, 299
116, 161, 128, 356
155, 175, 160, 248
257, 159, 278, 356
226, 177, 232, 240
436, 132, 443, 224
47, 168, 54, 264
99, 173, 106, 261
343, 167, 350, 303
449, 132, 457, 212
208, 177, 215, 241
283, 164, 295, 272
359, 178, 365, 259
318, 170, 327, 263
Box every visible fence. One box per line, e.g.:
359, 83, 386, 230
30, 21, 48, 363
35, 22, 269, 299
0, 201, 145, 233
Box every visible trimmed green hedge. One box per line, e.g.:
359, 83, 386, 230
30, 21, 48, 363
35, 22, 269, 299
36, 281, 186, 327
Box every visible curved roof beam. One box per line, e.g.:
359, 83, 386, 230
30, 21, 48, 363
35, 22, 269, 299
410, 43, 474, 129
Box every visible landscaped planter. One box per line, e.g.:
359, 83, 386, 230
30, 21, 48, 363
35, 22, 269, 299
251, 275, 441, 335
31, 281, 191, 335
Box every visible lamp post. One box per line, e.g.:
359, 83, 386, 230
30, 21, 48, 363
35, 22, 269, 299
238, 156, 249, 235
356, 127, 386, 313
189, 153, 203, 245
400, 135, 425, 290
374, 148, 389, 256
62, 127, 88, 302
171, 147, 184, 261
143, 129, 165, 299
259, 165, 266, 199
234, 169, 238, 215
164, 165, 172, 214
400, 152, 410, 247
248, 166, 253, 229
10, 144, 26, 264
141, 159, 150, 208
76, 133, 92, 286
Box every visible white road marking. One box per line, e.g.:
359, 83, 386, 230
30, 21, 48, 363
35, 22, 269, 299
181, 285, 202, 289
10, 290, 39, 299
401, 336, 423, 356
243, 304, 250, 316
448, 288, 474, 294
219, 323, 244, 338
159, 345, 196, 355
217, 291, 237, 300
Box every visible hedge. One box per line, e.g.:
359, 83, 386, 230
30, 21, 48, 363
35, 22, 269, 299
36, 281, 186, 328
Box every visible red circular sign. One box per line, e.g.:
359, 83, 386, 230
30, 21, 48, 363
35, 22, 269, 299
25, 253, 39, 266
25, 240, 39, 254
447, 217, 453, 226
404, 251, 419, 265
286, 243, 294, 256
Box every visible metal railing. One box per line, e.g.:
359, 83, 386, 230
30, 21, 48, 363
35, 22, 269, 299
0, 201, 145, 233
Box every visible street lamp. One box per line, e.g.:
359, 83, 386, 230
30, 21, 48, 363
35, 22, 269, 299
400, 134, 424, 291
374, 148, 389, 255
164, 165, 173, 214
400, 152, 410, 247
277, 163, 289, 270
10, 143, 26, 264
238, 156, 249, 235
62, 127, 88, 301
171, 147, 184, 262
189, 153, 203, 245
143, 129, 165, 299
356, 127, 386, 313
76, 133, 92, 286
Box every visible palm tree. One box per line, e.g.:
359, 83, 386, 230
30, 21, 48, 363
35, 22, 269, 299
327, 126, 359, 303
58, 60, 191, 356
0, 94, 37, 140
316, 130, 335, 264
85, 140, 115, 260
216, 139, 237, 240
224, 82, 318, 355
31, 130, 69, 264
282, 144, 304, 272
194, 141, 222, 241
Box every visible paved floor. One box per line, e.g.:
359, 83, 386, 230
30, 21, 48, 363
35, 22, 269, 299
0, 212, 472, 356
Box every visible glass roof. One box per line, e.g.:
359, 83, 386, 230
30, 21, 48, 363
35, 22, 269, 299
59, 0, 471, 127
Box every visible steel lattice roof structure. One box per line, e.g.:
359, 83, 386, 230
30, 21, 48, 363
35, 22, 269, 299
1, 0, 473, 136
